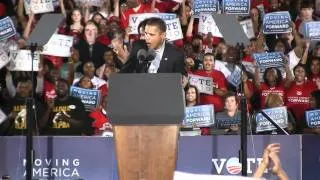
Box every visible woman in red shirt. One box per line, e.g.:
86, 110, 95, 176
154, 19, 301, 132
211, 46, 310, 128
286, 64, 319, 132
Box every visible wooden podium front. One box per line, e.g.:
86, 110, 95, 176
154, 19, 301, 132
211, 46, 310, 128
114, 125, 179, 180
107, 74, 185, 180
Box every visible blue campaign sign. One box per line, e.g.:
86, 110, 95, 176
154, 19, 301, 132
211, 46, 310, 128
158, 13, 177, 21
305, 109, 320, 128
193, 0, 219, 14
222, 0, 250, 14
253, 52, 284, 69
255, 106, 288, 132
70, 86, 100, 111
227, 65, 242, 88
216, 112, 241, 129
304, 21, 320, 41
263, 11, 292, 34
0, 17, 16, 41
183, 105, 214, 127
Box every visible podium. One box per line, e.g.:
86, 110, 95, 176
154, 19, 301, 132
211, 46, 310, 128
107, 74, 185, 180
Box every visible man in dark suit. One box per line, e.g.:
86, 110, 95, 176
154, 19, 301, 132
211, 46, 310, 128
120, 17, 186, 74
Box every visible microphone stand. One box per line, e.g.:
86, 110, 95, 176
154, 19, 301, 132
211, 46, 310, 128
26, 43, 37, 180
237, 43, 248, 176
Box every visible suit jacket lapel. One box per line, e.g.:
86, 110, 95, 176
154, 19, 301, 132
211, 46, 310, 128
158, 43, 169, 73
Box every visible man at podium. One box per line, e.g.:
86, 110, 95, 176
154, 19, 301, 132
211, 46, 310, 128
119, 17, 186, 74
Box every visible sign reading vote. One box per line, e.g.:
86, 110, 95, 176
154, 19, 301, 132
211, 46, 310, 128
188, 74, 214, 95
255, 106, 288, 132
42, 34, 74, 57
193, 0, 219, 14
0, 49, 10, 69
0, 17, 16, 41
74, 0, 102, 7
165, 18, 183, 41
7, 50, 40, 71
305, 110, 320, 128
222, 0, 250, 14
183, 105, 214, 128
304, 21, 320, 41
263, 11, 291, 34
129, 13, 177, 34
70, 86, 100, 111
198, 13, 223, 37
24, 0, 54, 14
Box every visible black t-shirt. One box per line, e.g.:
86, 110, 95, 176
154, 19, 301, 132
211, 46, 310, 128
0, 96, 44, 136
45, 96, 87, 136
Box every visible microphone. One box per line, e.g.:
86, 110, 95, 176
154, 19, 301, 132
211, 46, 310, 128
137, 49, 147, 63
137, 49, 156, 63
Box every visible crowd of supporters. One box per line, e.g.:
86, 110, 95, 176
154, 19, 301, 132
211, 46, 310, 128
1, 0, 320, 136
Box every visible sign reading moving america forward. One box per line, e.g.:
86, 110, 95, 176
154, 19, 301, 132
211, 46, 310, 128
0, 17, 16, 41
183, 105, 214, 128
304, 21, 320, 41
193, 0, 219, 14
263, 11, 292, 34
255, 106, 288, 132
70, 86, 101, 112
222, 0, 250, 14
305, 109, 320, 128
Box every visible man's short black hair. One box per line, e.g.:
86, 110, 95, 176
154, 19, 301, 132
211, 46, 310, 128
145, 17, 166, 32
300, 0, 314, 9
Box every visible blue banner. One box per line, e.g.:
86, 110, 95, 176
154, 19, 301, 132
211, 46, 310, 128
255, 106, 288, 132
70, 86, 100, 111
183, 105, 214, 127
193, 0, 219, 14
304, 21, 320, 41
263, 11, 292, 34
222, 0, 250, 14
0, 135, 305, 179
305, 109, 320, 128
0, 17, 16, 41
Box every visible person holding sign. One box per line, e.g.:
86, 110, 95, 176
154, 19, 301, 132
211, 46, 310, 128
216, 91, 241, 135
253, 56, 294, 108
285, 64, 319, 133
120, 17, 185, 74
193, 53, 228, 112
303, 90, 320, 134
184, 85, 212, 135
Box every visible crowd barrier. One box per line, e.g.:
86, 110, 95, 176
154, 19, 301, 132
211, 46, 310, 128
0, 135, 319, 180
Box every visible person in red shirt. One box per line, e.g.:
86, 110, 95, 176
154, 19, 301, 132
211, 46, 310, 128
254, 61, 293, 109
194, 53, 228, 113
120, 0, 153, 29
251, 0, 271, 13
90, 96, 112, 135
286, 64, 319, 133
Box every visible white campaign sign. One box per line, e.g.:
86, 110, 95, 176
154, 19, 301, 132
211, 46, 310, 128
24, 0, 54, 14
7, 50, 40, 71
198, 13, 223, 37
74, 0, 101, 7
189, 74, 214, 95
0, 108, 7, 125
42, 34, 73, 57
0, 49, 10, 69
165, 18, 183, 41
240, 19, 255, 39
129, 13, 177, 34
